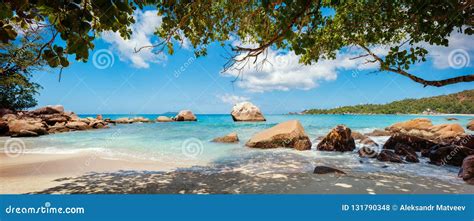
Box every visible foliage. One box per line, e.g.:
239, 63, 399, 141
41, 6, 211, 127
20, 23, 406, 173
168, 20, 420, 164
0, 0, 151, 68
2, 1, 473, 87
0, 29, 44, 110
303, 90, 474, 115
0, 71, 41, 110
155, 0, 473, 86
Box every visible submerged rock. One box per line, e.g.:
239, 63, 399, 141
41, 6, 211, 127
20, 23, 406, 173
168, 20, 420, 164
317, 125, 355, 152
459, 155, 474, 185
358, 146, 379, 158
174, 110, 197, 121
446, 117, 458, 121
246, 120, 311, 150
156, 116, 173, 122
405, 154, 420, 163
212, 132, 239, 143
313, 166, 346, 174
231, 102, 265, 121
376, 150, 403, 163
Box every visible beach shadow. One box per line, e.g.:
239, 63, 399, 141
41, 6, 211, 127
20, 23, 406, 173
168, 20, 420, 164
32, 151, 474, 194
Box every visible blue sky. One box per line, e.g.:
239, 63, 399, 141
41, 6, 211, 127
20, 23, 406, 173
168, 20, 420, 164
31, 10, 474, 114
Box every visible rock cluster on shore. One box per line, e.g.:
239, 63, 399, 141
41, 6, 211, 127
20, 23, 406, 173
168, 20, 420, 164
0, 105, 109, 137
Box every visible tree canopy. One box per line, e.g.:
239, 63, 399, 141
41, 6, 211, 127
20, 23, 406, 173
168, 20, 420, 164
0, 29, 43, 110
1, 0, 473, 87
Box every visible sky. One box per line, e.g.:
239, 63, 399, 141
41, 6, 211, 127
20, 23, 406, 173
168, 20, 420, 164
31, 10, 474, 114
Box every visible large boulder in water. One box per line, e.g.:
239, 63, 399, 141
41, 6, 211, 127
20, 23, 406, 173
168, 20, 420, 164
246, 120, 311, 150
459, 155, 474, 185
231, 102, 265, 121
386, 118, 433, 133
175, 110, 197, 121
383, 133, 436, 152
31, 105, 64, 115
8, 119, 47, 137
212, 132, 239, 143
317, 125, 355, 152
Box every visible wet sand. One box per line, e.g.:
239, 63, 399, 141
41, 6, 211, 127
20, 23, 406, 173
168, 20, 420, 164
1, 151, 473, 194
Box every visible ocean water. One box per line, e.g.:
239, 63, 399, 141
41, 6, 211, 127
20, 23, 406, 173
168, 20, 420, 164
1, 114, 473, 184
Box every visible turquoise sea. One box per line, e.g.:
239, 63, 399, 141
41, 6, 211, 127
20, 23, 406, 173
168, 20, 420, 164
1, 114, 473, 185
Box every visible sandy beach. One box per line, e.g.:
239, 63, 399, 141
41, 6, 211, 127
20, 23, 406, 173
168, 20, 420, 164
2, 151, 473, 194
0, 152, 175, 194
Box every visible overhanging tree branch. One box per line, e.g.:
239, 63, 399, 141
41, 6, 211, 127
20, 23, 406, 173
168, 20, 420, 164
358, 44, 474, 87
224, 0, 318, 72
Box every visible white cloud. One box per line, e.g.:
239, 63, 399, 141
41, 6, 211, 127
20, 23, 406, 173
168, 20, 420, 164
217, 94, 250, 105
426, 31, 473, 69
221, 48, 376, 92
101, 10, 165, 68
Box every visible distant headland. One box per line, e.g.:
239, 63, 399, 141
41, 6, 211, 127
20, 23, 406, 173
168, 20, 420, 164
300, 90, 474, 115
